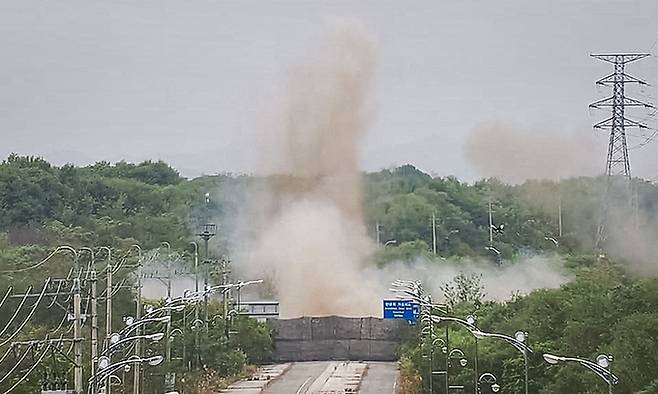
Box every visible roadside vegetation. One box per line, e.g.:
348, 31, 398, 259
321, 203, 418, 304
1, 155, 657, 392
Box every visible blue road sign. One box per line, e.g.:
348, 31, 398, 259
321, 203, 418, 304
383, 299, 418, 323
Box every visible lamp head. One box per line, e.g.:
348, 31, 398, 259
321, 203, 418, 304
543, 353, 561, 365
109, 333, 121, 344
514, 331, 526, 343
98, 356, 110, 370
147, 355, 164, 366
148, 332, 165, 342
596, 354, 611, 368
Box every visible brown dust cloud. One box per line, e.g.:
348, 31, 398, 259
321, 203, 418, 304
235, 24, 381, 318
231, 25, 583, 318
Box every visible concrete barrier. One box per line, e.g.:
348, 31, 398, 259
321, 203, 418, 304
269, 316, 403, 362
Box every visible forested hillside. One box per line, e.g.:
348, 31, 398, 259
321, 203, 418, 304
1, 155, 658, 393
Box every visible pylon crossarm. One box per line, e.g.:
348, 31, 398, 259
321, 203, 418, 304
591, 53, 651, 64
590, 96, 653, 108
594, 116, 647, 129
596, 72, 649, 85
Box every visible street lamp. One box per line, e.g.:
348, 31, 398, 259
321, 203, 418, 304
91, 355, 164, 394
430, 315, 481, 394
478, 372, 500, 393
472, 330, 531, 394
484, 246, 501, 262
102, 332, 165, 357
544, 235, 559, 247
543, 353, 618, 393
449, 348, 468, 367
119, 315, 170, 338
389, 287, 447, 313
384, 239, 397, 247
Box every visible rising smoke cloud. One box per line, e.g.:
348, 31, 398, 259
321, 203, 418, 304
231, 24, 573, 318
235, 22, 380, 317
371, 255, 571, 302
464, 123, 603, 184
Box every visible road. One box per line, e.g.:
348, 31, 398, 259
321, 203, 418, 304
359, 362, 400, 394
262, 361, 399, 394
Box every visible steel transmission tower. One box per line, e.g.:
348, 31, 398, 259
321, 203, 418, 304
589, 53, 652, 179
589, 53, 653, 247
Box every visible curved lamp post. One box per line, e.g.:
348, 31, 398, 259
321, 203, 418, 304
102, 332, 165, 357
543, 353, 618, 394
430, 314, 480, 394
473, 330, 532, 394
446, 347, 469, 391
119, 315, 171, 338
449, 348, 468, 368
389, 287, 447, 313
90, 355, 163, 394
478, 372, 500, 393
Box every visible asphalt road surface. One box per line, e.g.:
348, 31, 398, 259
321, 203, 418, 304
262, 361, 399, 394
359, 362, 400, 394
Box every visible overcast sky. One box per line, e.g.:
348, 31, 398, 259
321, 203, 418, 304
1, 0, 657, 180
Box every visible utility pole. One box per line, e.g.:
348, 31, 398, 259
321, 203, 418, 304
73, 278, 83, 394
488, 201, 494, 247
222, 258, 231, 342
91, 270, 98, 394
431, 213, 437, 254
79, 247, 98, 394
558, 198, 563, 238
161, 241, 174, 392
190, 242, 199, 370
590, 53, 653, 247
375, 221, 381, 245
198, 224, 216, 337
132, 245, 143, 394
166, 250, 172, 376
633, 182, 640, 229
104, 249, 112, 394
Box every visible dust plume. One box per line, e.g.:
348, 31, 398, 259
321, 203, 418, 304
601, 179, 658, 276
235, 23, 380, 317
372, 255, 571, 302
464, 123, 602, 183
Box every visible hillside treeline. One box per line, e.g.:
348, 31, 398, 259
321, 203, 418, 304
1, 156, 658, 392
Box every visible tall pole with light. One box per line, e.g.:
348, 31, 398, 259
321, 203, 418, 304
543, 353, 617, 394
97, 246, 113, 394
472, 329, 532, 394
190, 241, 199, 369
130, 244, 143, 394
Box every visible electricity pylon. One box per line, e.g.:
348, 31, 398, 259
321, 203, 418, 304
589, 53, 653, 247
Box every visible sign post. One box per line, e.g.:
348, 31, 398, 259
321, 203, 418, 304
383, 300, 419, 324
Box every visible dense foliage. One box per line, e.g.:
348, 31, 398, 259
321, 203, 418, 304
0, 155, 657, 393
0, 156, 266, 393
400, 257, 658, 393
